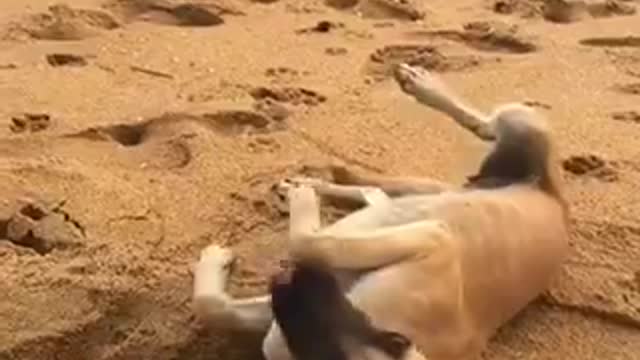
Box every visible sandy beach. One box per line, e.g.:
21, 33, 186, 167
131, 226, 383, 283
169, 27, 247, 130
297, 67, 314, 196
0, 0, 639, 359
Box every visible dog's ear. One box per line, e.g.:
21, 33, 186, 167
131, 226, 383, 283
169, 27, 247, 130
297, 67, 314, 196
270, 263, 413, 360
269, 263, 348, 360
371, 330, 412, 359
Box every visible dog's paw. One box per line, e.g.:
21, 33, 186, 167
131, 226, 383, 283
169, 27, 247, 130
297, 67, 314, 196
199, 244, 234, 268
394, 63, 421, 95
393, 63, 451, 105
287, 182, 318, 204
275, 177, 325, 197
288, 176, 326, 188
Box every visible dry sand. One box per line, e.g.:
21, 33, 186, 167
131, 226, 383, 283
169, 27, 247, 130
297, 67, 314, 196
0, 0, 639, 359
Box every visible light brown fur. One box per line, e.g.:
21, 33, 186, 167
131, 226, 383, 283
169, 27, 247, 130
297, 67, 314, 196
191, 64, 570, 360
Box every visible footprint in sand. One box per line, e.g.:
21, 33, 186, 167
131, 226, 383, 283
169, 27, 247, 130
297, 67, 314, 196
325, 47, 349, 56
46, 53, 89, 67
247, 135, 282, 154
67, 110, 287, 145
63, 113, 196, 169
611, 83, 640, 96
601, 50, 640, 78
253, 99, 292, 122
61, 108, 290, 170
366, 44, 494, 79
542, 0, 590, 22
611, 111, 640, 124
562, 154, 619, 182
2, 200, 84, 255
492, 0, 635, 23
203, 110, 288, 136
585, 0, 636, 18
66, 111, 289, 171
492, 0, 543, 18
247, 85, 325, 123
103, 0, 244, 27
3, 4, 120, 41
9, 113, 51, 134
249, 86, 327, 106
325, 0, 425, 21
296, 20, 345, 34
405, 21, 538, 54
265, 66, 305, 81
579, 36, 640, 48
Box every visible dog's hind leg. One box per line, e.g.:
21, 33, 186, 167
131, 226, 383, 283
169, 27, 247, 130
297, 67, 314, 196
287, 185, 448, 270
281, 170, 450, 208
192, 244, 273, 332
281, 177, 391, 207
330, 165, 454, 196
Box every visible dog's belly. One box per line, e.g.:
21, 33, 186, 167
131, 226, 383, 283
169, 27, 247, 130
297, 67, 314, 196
345, 263, 469, 358
322, 192, 467, 288
327, 187, 567, 357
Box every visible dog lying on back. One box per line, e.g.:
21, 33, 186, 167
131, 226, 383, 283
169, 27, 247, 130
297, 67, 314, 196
192, 63, 570, 360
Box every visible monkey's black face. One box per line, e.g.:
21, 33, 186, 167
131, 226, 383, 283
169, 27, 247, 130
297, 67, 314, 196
269, 262, 413, 360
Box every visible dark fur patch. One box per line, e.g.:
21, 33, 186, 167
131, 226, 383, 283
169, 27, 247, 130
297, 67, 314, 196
269, 262, 412, 359
270, 263, 347, 360
372, 330, 413, 358
465, 133, 542, 189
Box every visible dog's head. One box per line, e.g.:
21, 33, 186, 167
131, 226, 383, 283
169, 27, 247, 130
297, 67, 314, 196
269, 262, 427, 360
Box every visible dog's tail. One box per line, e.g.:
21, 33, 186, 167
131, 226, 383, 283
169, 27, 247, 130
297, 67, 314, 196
467, 103, 566, 206
269, 261, 411, 360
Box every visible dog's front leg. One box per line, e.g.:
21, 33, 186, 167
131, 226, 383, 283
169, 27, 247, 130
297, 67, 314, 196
192, 244, 273, 332
394, 63, 495, 141
286, 179, 322, 240
287, 185, 449, 270
282, 167, 452, 207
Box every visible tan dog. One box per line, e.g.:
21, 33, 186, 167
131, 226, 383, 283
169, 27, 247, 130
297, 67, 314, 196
192, 63, 570, 360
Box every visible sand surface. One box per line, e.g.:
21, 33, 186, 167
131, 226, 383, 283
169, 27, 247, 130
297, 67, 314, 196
1, 0, 639, 359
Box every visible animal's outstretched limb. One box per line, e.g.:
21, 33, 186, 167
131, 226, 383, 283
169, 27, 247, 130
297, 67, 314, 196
393, 63, 495, 141
192, 244, 273, 331
330, 165, 454, 197
393, 63, 566, 205
277, 166, 452, 209
278, 177, 391, 207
